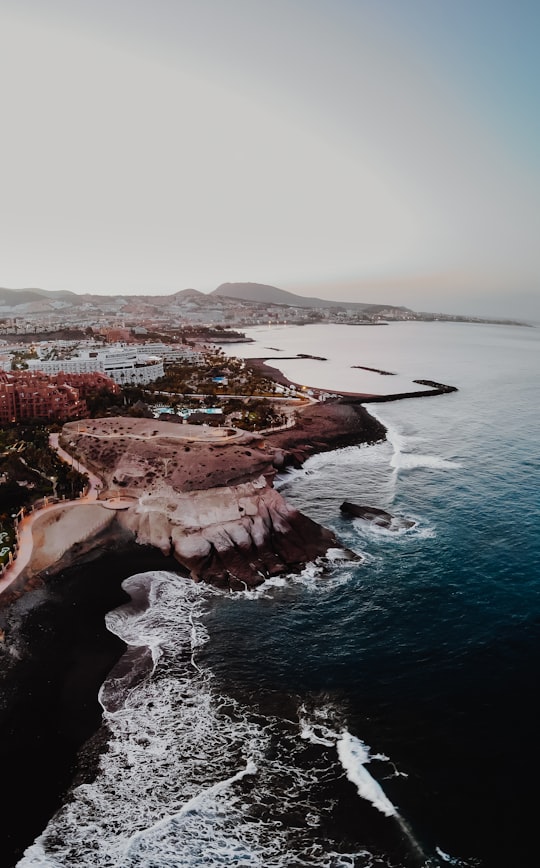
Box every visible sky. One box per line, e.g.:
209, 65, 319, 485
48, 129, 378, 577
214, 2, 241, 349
1, 0, 539, 318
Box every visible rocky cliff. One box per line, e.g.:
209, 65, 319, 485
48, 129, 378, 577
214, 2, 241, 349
60, 417, 340, 589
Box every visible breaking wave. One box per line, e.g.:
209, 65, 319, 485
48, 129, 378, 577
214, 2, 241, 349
17, 569, 475, 868
16, 572, 404, 868
367, 408, 462, 476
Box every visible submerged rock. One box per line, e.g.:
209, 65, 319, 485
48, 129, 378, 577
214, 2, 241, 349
340, 502, 415, 531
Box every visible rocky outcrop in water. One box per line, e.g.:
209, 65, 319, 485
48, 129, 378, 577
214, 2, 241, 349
340, 502, 415, 531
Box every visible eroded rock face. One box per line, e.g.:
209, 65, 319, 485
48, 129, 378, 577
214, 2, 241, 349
60, 418, 339, 590
119, 477, 336, 589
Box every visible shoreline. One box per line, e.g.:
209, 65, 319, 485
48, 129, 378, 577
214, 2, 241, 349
0, 390, 391, 866
0, 398, 387, 608
0, 544, 181, 868
0, 362, 458, 865
245, 356, 457, 402
0, 358, 458, 604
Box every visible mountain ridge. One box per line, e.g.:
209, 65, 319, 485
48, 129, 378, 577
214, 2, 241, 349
0, 283, 406, 312
213, 282, 408, 312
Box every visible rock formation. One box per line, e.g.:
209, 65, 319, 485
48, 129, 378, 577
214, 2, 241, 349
340, 502, 415, 531
60, 417, 340, 589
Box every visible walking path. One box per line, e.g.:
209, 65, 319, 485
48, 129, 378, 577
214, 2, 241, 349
48, 433, 104, 496
0, 435, 122, 597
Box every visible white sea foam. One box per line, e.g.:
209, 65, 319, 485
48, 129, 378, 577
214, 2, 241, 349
392, 453, 461, 471
286, 558, 357, 592
352, 515, 417, 535
235, 555, 358, 601
16, 568, 459, 868
368, 406, 461, 475
273, 465, 307, 490
17, 572, 391, 868
350, 516, 436, 544
336, 732, 397, 818
298, 702, 340, 747
433, 845, 479, 866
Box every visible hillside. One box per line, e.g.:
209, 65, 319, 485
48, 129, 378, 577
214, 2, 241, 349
0, 287, 81, 306
213, 282, 409, 313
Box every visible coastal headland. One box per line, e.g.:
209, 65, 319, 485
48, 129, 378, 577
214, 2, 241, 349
0, 402, 386, 865
0, 374, 457, 601
0, 359, 459, 865
31, 413, 377, 592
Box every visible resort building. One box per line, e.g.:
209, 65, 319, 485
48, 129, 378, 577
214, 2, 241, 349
28, 347, 165, 386
0, 372, 85, 423
136, 342, 201, 364
0, 370, 119, 423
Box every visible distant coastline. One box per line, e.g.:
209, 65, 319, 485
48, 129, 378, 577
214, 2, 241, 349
245, 356, 458, 403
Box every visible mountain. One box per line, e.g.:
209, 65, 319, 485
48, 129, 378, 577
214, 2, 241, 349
0, 287, 82, 306
212, 282, 410, 313
0, 284, 526, 329
0, 283, 407, 314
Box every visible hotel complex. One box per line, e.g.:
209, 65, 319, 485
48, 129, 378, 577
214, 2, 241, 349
0, 371, 118, 423
28, 347, 165, 386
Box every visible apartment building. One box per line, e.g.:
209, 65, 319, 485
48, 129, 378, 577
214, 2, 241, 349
0, 370, 119, 423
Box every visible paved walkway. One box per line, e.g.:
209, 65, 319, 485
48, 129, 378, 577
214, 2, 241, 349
0, 492, 103, 594
0, 435, 117, 597
49, 433, 102, 497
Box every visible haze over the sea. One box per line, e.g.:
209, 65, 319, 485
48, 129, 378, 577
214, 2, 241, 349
0, 0, 539, 320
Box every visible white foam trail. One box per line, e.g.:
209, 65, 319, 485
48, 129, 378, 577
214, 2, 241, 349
392, 453, 461, 471
235, 556, 356, 600
436, 847, 455, 862
434, 845, 473, 865
273, 466, 307, 490
336, 732, 397, 818
352, 517, 417, 536
368, 405, 460, 476
336, 725, 427, 861
351, 516, 436, 542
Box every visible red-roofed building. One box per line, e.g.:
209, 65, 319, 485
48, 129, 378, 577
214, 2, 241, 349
0, 371, 118, 423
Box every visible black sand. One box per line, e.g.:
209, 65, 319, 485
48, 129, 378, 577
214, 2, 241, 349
0, 544, 182, 868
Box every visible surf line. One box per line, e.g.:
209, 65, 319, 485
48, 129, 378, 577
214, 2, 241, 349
336, 731, 429, 865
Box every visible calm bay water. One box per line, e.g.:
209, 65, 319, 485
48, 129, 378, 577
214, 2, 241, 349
18, 322, 539, 867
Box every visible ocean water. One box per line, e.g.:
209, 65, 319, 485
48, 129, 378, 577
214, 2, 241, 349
17, 322, 539, 868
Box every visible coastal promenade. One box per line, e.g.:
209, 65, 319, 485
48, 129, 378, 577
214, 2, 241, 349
0, 435, 124, 597
0, 419, 276, 598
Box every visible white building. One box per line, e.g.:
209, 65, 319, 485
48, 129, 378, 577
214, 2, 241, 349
137, 343, 200, 364
29, 348, 164, 385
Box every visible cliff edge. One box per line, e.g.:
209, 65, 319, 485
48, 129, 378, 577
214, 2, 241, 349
59, 417, 341, 589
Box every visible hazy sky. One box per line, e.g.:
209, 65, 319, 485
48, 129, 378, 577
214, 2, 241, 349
1, 0, 539, 317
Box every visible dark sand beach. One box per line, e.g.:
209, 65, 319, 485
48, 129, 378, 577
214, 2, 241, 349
0, 545, 183, 868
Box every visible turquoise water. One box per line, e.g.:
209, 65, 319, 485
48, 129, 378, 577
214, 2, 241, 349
18, 322, 539, 867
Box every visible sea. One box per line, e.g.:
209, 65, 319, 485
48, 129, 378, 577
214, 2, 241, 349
16, 321, 540, 868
